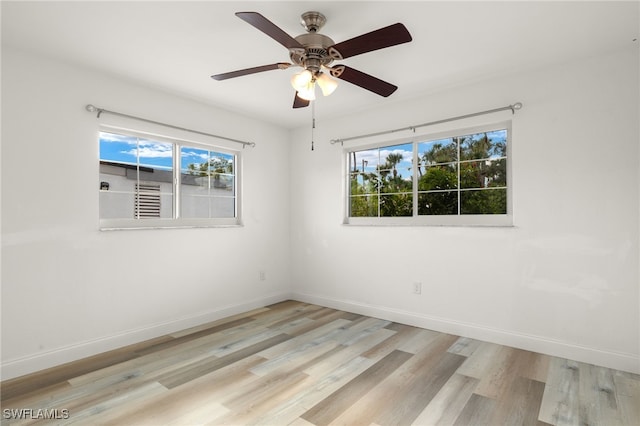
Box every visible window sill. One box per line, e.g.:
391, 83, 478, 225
344, 214, 513, 227
99, 218, 242, 231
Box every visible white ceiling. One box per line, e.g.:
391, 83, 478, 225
2, 1, 638, 129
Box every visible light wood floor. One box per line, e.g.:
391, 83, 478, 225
1, 301, 639, 425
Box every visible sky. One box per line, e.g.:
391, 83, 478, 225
99, 131, 234, 172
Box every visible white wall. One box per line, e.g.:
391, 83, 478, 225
1, 48, 292, 379
290, 47, 640, 374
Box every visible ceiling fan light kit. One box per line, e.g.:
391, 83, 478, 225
211, 11, 412, 109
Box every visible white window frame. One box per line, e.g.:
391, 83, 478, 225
99, 125, 242, 230
344, 121, 512, 227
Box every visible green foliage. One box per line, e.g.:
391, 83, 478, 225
186, 156, 233, 176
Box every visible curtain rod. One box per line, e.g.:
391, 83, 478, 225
85, 104, 256, 148
330, 102, 523, 146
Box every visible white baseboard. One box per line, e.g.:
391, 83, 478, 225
1, 292, 291, 381
292, 292, 640, 374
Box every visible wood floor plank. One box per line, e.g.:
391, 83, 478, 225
374, 352, 467, 425
361, 323, 423, 359
257, 319, 351, 360
447, 336, 483, 357
539, 357, 581, 426
578, 362, 625, 426
613, 370, 640, 425
453, 393, 497, 426
329, 333, 459, 426
157, 333, 292, 389
490, 376, 547, 425
411, 373, 479, 426
60, 381, 168, 426
98, 356, 264, 425
474, 346, 541, 400
266, 304, 325, 329
300, 349, 413, 425
455, 340, 503, 379
245, 355, 379, 425
216, 371, 310, 424
136, 316, 256, 356
396, 327, 442, 354
302, 328, 396, 378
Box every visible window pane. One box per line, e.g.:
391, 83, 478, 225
181, 146, 209, 218
99, 132, 138, 166
460, 188, 507, 214
459, 159, 506, 189
380, 193, 412, 216
460, 130, 507, 161
99, 132, 173, 219
180, 147, 236, 218
212, 173, 234, 193
419, 164, 458, 191
378, 143, 413, 180
418, 192, 458, 215
418, 138, 457, 166
350, 195, 378, 217
349, 149, 378, 174
136, 138, 174, 170
181, 147, 210, 176
350, 173, 377, 195
100, 191, 134, 219
210, 196, 235, 218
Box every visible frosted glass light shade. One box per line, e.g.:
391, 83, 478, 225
297, 83, 316, 101
291, 70, 313, 91
316, 73, 338, 96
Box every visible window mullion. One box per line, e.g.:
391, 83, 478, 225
174, 143, 180, 219
456, 136, 461, 216
208, 150, 212, 219
413, 141, 418, 217
136, 137, 141, 219
377, 148, 381, 218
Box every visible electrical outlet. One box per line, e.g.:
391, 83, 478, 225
413, 282, 422, 294
259, 271, 266, 281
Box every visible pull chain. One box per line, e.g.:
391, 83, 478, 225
311, 101, 316, 151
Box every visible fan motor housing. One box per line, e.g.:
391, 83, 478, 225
290, 33, 335, 71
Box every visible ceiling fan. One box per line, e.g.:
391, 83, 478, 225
211, 11, 412, 109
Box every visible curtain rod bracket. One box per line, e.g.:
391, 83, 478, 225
85, 104, 256, 148
510, 102, 523, 114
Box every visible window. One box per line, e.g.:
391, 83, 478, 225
346, 123, 511, 226
99, 130, 239, 229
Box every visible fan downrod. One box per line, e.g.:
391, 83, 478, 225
300, 11, 326, 33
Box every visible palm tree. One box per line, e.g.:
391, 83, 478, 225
385, 153, 404, 178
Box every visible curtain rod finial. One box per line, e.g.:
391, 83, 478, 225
86, 104, 97, 113
513, 102, 523, 110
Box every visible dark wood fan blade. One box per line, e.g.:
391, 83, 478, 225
328, 23, 412, 60
211, 63, 291, 80
236, 12, 304, 50
329, 65, 397, 97
293, 92, 310, 108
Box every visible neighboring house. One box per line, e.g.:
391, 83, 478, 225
99, 161, 234, 219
